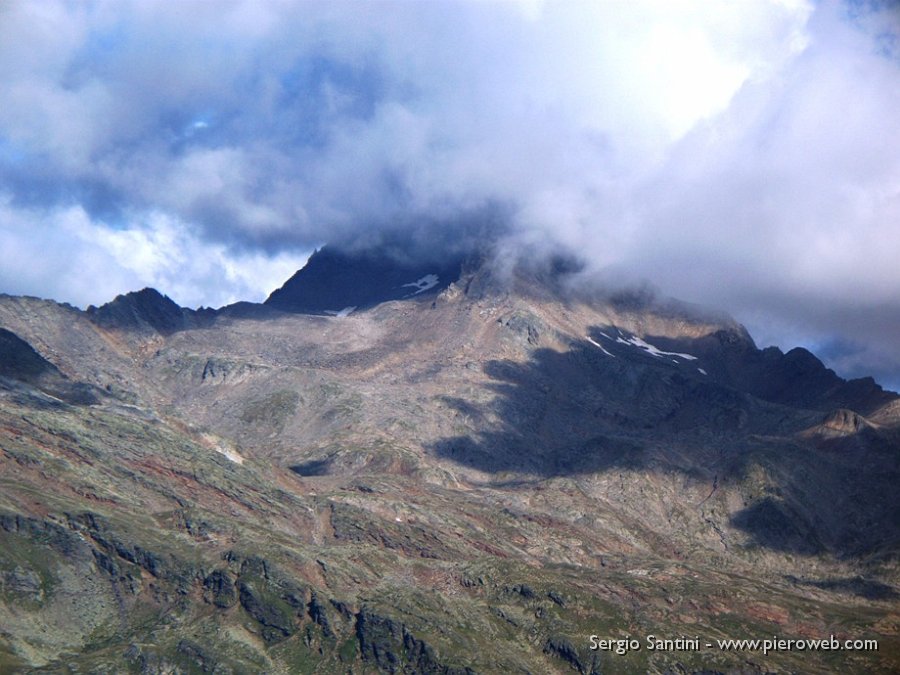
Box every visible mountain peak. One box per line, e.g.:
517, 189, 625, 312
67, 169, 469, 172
264, 245, 466, 315
88, 287, 186, 334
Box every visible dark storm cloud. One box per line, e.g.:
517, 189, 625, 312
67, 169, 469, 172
0, 0, 898, 387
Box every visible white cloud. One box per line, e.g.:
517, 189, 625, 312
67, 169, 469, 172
0, 196, 309, 308
66, 211, 311, 308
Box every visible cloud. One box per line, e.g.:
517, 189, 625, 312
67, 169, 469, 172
0, 0, 813, 243
0, 0, 898, 386
0, 196, 308, 308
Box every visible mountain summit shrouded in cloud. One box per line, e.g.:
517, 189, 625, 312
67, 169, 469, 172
0, 0, 898, 387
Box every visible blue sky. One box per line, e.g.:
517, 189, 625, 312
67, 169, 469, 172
0, 0, 898, 389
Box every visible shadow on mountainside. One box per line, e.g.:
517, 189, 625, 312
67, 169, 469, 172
0, 328, 102, 405
430, 327, 900, 562
785, 574, 899, 601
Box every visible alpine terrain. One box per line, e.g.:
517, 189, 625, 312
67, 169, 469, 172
0, 245, 898, 674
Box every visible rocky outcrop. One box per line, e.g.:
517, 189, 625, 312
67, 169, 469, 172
356, 607, 475, 674
203, 570, 238, 608
500, 310, 544, 346
0, 512, 86, 558
238, 578, 297, 643
820, 408, 872, 435
543, 635, 601, 675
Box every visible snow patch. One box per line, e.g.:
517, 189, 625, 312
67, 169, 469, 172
615, 335, 698, 361
698, 368, 708, 375
324, 306, 356, 317
215, 446, 245, 464
402, 274, 439, 295
586, 336, 615, 357
202, 432, 245, 464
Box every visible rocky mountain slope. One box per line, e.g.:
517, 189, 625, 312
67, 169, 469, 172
0, 248, 898, 673
265, 246, 464, 315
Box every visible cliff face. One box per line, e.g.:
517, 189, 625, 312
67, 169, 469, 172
0, 254, 898, 673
